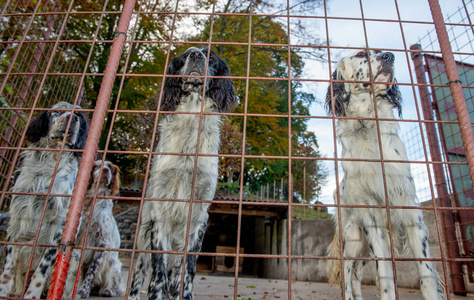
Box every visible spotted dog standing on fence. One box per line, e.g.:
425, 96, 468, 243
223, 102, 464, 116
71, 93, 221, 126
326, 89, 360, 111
325, 50, 445, 300
77, 160, 125, 298
0, 102, 88, 299
128, 47, 238, 300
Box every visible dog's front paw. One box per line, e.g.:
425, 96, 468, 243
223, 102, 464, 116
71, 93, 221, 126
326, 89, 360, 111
24, 288, 42, 300
100, 289, 116, 297
77, 285, 91, 299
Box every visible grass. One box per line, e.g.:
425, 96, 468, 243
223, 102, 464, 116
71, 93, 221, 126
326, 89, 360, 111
292, 206, 332, 220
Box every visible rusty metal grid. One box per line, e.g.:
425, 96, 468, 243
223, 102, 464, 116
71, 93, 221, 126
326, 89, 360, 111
0, 0, 473, 299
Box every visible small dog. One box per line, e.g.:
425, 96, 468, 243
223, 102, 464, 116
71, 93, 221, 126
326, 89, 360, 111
128, 47, 237, 300
325, 50, 444, 300
0, 102, 88, 299
77, 160, 124, 298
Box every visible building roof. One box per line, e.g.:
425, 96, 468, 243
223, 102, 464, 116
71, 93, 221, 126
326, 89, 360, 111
118, 188, 288, 218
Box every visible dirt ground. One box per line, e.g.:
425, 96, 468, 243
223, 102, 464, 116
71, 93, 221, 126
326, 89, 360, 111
88, 263, 472, 300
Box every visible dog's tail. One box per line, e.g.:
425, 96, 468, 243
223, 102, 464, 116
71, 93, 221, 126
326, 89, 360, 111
326, 232, 342, 286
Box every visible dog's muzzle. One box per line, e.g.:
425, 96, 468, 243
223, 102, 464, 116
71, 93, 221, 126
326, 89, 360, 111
63, 113, 81, 145
375, 52, 395, 83
183, 50, 207, 85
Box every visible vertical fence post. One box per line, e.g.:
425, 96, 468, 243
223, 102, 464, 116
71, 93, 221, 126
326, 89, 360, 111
273, 180, 276, 202
280, 178, 283, 202
47, 0, 137, 298
428, 0, 474, 187
410, 44, 466, 295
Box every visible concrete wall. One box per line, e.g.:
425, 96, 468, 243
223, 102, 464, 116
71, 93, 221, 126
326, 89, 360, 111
257, 210, 447, 289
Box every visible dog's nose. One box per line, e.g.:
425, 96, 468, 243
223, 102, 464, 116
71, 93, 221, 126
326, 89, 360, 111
381, 52, 395, 62
189, 51, 204, 62
101, 167, 111, 184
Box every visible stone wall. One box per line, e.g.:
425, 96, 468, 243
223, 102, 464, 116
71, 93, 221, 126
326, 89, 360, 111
114, 206, 138, 251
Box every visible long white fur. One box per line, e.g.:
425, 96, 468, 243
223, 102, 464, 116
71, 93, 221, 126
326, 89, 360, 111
128, 47, 236, 300
0, 102, 87, 300
77, 160, 124, 298
129, 94, 220, 300
326, 50, 445, 300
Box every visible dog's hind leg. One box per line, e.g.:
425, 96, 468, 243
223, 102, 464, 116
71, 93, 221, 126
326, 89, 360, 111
147, 220, 170, 300
351, 258, 366, 300
404, 209, 444, 300
62, 249, 81, 300
78, 246, 106, 298
168, 217, 208, 300
24, 247, 58, 299
362, 212, 395, 300
183, 218, 207, 300
167, 255, 184, 299
128, 252, 150, 300
0, 245, 18, 296
342, 216, 365, 300
103, 256, 125, 296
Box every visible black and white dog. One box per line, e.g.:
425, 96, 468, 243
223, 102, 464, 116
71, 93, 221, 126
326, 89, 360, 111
325, 50, 444, 300
77, 160, 124, 298
0, 102, 88, 299
128, 47, 237, 300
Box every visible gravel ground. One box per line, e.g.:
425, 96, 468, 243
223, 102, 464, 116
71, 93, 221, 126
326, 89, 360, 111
86, 264, 472, 300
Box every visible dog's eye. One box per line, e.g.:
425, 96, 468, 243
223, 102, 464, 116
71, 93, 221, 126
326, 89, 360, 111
356, 51, 366, 58
209, 56, 215, 62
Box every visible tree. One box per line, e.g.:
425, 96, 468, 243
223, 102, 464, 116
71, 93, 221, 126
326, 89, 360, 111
62, 0, 191, 185
292, 132, 327, 202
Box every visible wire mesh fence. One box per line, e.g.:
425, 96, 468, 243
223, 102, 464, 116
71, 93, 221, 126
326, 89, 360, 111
0, 0, 473, 299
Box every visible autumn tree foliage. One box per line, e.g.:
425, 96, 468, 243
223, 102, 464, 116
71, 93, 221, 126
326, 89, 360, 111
61, 0, 189, 185
58, 0, 327, 202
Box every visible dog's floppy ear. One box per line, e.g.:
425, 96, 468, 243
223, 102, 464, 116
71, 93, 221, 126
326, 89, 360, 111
159, 56, 185, 112
387, 79, 402, 117
88, 167, 96, 191
325, 68, 350, 117
72, 111, 89, 153
25, 110, 50, 143
110, 163, 121, 197
207, 55, 238, 113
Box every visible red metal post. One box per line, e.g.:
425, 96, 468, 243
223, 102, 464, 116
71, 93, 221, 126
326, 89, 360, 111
428, 0, 474, 188
410, 44, 466, 295
47, 0, 137, 298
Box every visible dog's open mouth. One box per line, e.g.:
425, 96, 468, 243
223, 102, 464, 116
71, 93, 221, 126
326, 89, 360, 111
189, 70, 201, 76
184, 69, 206, 85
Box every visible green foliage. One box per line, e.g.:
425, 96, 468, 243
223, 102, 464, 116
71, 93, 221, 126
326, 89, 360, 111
292, 206, 332, 220
63, 0, 182, 184
218, 181, 241, 195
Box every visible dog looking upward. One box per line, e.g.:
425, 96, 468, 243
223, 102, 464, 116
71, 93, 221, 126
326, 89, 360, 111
77, 160, 124, 298
325, 50, 444, 300
0, 102, 88, 299
128, 47, 238, 300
